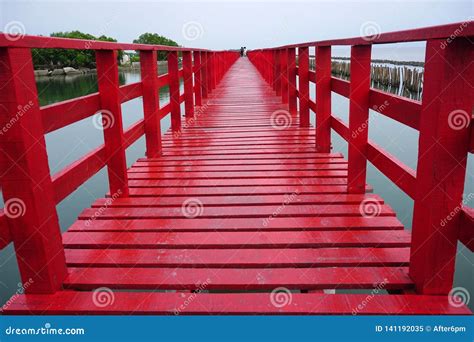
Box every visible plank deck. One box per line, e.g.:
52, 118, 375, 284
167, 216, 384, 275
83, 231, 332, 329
3, 58, 469, 315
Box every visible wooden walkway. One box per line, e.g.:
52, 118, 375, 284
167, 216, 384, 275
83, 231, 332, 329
4, 58, 470, 315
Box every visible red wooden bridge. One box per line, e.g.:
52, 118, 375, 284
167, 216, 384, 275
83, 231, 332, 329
0, 22, 473, 314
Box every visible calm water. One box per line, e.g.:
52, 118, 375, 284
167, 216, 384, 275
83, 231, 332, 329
0, 64, 472, 310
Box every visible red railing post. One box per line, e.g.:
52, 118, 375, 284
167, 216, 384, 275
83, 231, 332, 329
201, 52, 209, 99
274, 49, 281, 95
96, 50, 129, 196
167, 50, 181, 131
182, 50, 194, 117
410, 38, 473, 294
280, 48, 289, 104
347, 45, 372, 194
193, 51, 202, 106
140, 50, 162, 158
287, 47, 297, 115
298, 46, 310, 127
210, 52, 217, 90
0, 47, 67, 292
315, 45, 332, 152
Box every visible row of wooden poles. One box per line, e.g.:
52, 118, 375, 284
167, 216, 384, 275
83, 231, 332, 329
328, 60, 423, 93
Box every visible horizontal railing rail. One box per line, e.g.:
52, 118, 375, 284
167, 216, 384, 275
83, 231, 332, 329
0, 33, 238, 292
248, 21, 473, 295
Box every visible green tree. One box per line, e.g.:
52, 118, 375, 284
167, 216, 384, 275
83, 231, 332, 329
133, 33, 179, 60
32, 31, 123, 69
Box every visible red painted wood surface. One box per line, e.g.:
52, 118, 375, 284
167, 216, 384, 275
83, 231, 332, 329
0, 47, 67, 292
1, 24, 473, 314
410, 38, 474, 294
315, 46, 331, 152
96, 50, 129, 196
5, 291, 470, 315
193, 51, 203, 106
347, 45, 371, 194
140, 50, 162, 158
182, 51, 194, 117
168, 51, 181, 131
298, 47, 310, 127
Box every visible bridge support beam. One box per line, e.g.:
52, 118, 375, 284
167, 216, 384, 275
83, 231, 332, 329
315, 46, 332, 152
96, 50, 130, 197
168, 51, 181, 131
193, 51, 203, 106
0, 47, 67, 293
287, 48, 297, 115
140, 50, 162, 158
347, 45, 372, 194
298, 46, 310, 127
183, 51, 194, 117
410, 38, 473, 294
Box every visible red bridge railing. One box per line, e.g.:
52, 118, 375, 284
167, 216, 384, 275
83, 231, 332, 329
0, 34, 238, 293
248, 21, 473, 295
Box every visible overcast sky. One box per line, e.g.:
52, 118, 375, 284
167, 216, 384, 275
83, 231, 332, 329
1, 0, 472, 60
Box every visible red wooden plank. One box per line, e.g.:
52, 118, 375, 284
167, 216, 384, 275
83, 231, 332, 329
69, 216, 403, 232
126, 185, 373, 197
92, 193, 382, 208
62, 266, 413, 290
4, 291, 470, 315
52, 145, 106, 203
141, 152, 343, 161
118, 82, 143, 103
63, 230, 408, 249
130, 163, 347, 172
134, 158, 345, 167
128, 177, 349, 188
41, 93, 101, 133
126, 170, 348, 179
65, 247, 410, 268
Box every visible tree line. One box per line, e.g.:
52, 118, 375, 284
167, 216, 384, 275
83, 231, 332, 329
33, 31, 179, 69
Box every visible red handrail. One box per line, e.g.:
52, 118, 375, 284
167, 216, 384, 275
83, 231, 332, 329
248, 20, 474, 295
0, 34, 238, 293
